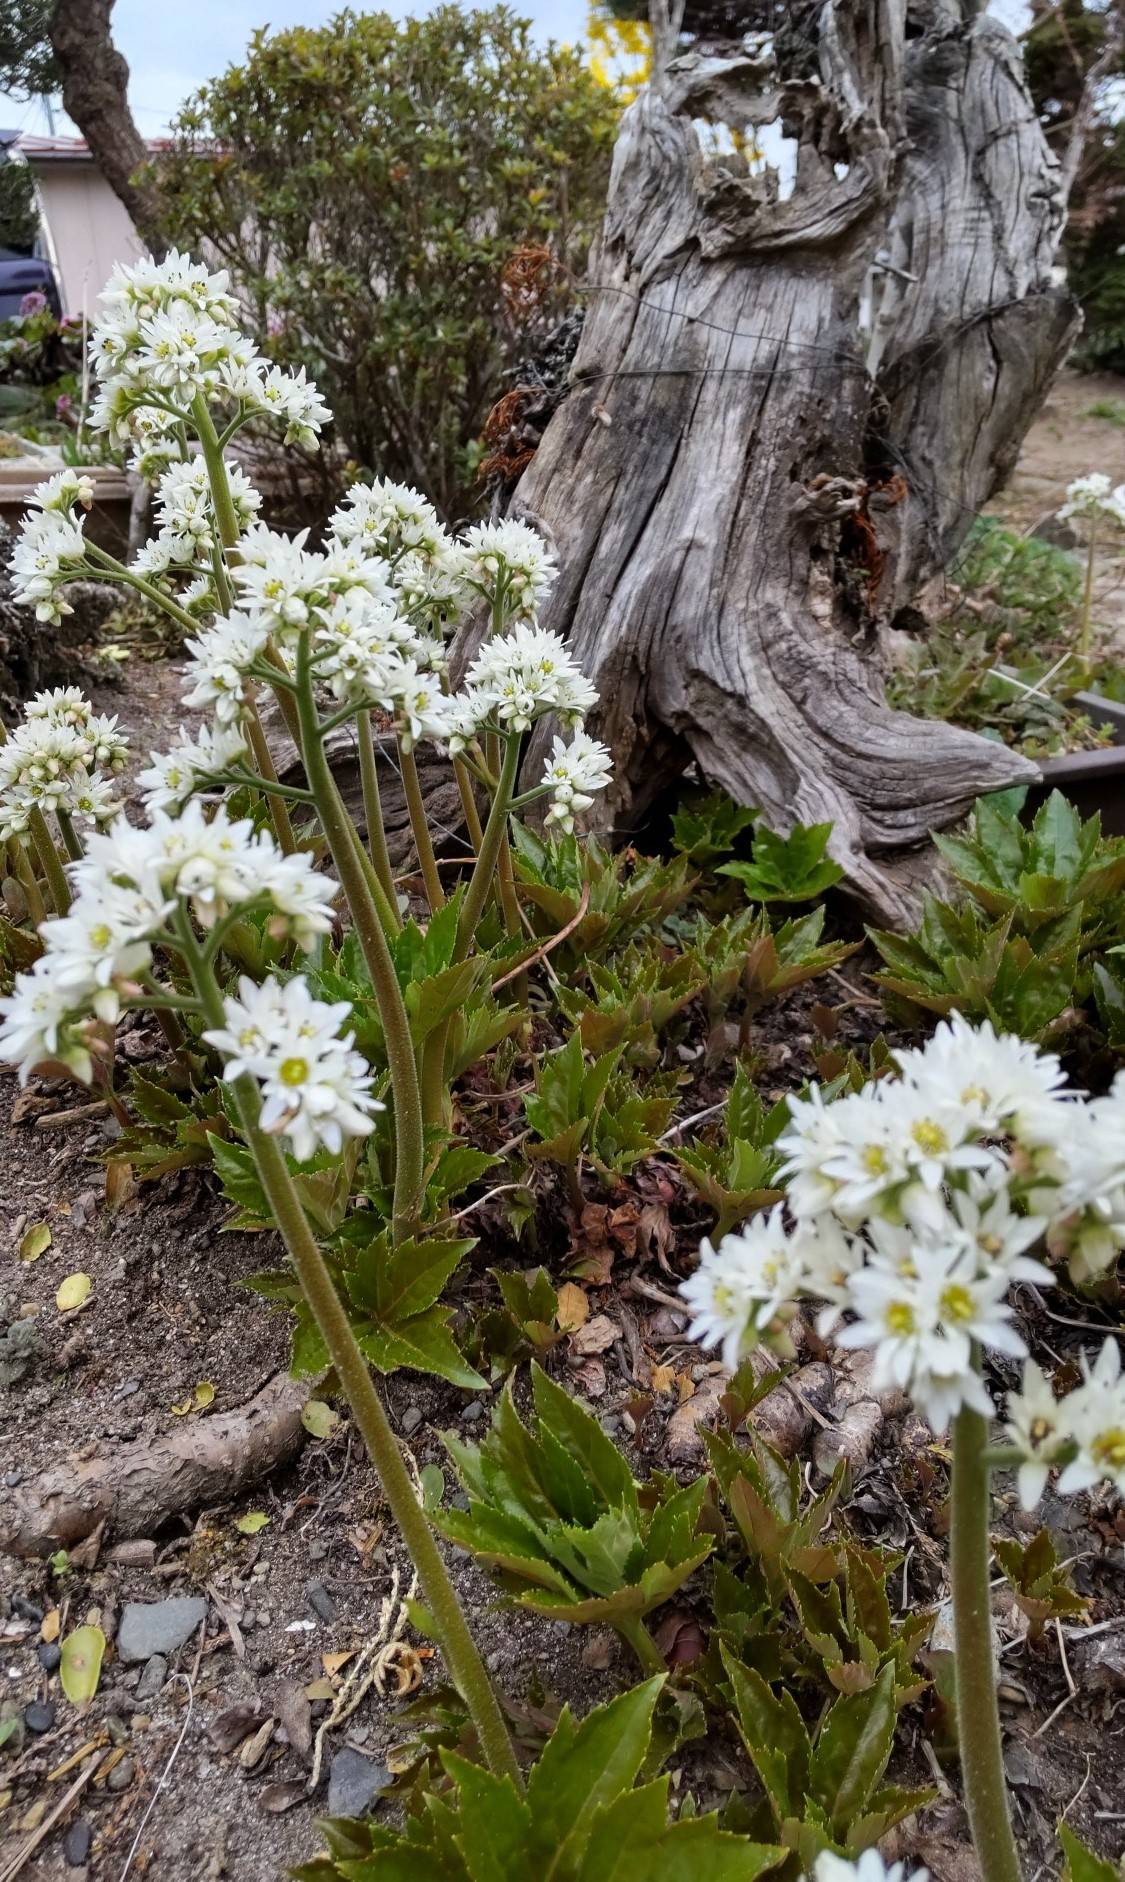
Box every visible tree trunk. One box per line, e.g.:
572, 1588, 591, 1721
488, 1, 1078, 924
48, 0, 166, 258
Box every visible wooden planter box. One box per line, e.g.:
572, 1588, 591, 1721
0, 455, 132, 555
1024, 688, 1125, 834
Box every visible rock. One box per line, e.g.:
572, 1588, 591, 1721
306, 1582, 338, 1624
666, 1372, 729, 1462
400, 1405, 424, 1437
38, 1642, 61, 1672
106, 1715, 129, 1746
116, 1596, 207, 1664
12, 1596, 43, 1623
327, 1748, 391, 1818
135, 1654, 168, 1701
107, 1539, 156, 1569
106, 1756, 136, 1793
24, 1700, 55, 1733
64, 1819, 92, 1867
1078, 1633, 1125, 1693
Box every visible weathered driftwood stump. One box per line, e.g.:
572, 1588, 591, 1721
472, 1, 1077, 922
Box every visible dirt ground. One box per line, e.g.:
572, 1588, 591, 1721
2, 381, 1125, 1881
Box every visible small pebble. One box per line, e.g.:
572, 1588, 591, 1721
400, 1405, 424, 1436
106, 1757, 136, 1793
461, 1401, 484, 1423
37, 1642, 61, 1673
63, 1820, 92, 1867
306, 1582, 338, 1624
257, 1609, 271, 1626
106, 1715, 129, 1746
2, 1470, 20, 1488
134, 1654, 167, 1702
307, 1539, 329, 1562
24, 1700, 55, 1734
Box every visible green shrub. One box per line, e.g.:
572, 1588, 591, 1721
152, 5, 617, 519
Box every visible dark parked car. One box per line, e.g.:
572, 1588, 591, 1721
0, 249, 61, 322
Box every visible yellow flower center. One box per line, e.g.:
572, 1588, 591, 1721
278, 1056, 309, 1088
940, 1283, 976, 1324
862, 1144, 889, 1175
89, 924, 112, 949
1091, 1428, 1125, 1471
912, 1118, 948, 1156
885, 1301, 915, 1335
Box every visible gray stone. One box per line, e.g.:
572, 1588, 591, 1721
134, 1654, 168, 1701
400, 1405, 424, 1436
116, 1597, 207, 1665
106, 1756, 136, 1792
306, 1582, 338, 1624
64, 1820, 92, 1867
38, 1642, 61, 1672
327, 1748, 391, 1818
24, 1700, 55, 1733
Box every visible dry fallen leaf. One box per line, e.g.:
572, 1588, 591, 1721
60, 1625, 106, 1709
40, 1609, 60, 1644
555, 1282, 589, 1332
55, 1272, 91, 1313
650, 1363, 676, 1396
236, 1511, 270, 1535
569, 1313, 620, 1357
18, 1221, 51, 1263
322, 1650, 355, 1679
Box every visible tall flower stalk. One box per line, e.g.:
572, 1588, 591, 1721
0, 249, 618, 1799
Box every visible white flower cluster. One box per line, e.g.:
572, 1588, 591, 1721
681, 1017, 1125, 1496
812, 1854, 926, 1882
136, 721, 249, 813
455, 519, 558, 621
1059, 471, 1125, 529
0, 805, 337, 1085
10, 473, 91, 623
134, 456, 261, 578
87, 250, 330, 468
1006, 1339, 1125, 1507
203, 974, 382, 1162
0, 687, 127, 842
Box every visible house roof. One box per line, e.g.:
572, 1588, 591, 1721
13, 133, 170, 163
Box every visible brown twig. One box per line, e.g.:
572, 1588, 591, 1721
490, 883, 590, 992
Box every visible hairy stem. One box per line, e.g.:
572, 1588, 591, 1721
56, 808, 84, 863
456, 734, 521, 963
185, 935, 519, 1788
244, 698, 297, 856
12, 841, 46, 927
453, 754, 484, 851
29, 807, 70, 914
951, 1397, 1023, 1882
398, 736, 444, 913
357, 712, 400, 922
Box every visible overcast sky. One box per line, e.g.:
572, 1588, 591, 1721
1, 0, 1031, 141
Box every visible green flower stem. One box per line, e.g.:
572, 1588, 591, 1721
485, 729, 522, 945
55, 809, 84, 863
357, 711, 400, 923
84, 543, 200, 638
1079, 528, 1097, 670
295, 647, 424, 1240
398, 736, 445, 913
456, 733, 521, 963
618, 1616, 667, 1676
29, 807, 70, 914
951, 1398, 1024, 1882
192, 393, 243, 555
12, 841, 46, 926
184, 935, 520, 1790
244, 698, 297, 856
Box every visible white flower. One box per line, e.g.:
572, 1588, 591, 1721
392, 663, 456, 751
182, 613, 270, 724
455, 519, 557, 618
462, 622, 597, 734
43, 886, 157, 1020
541, 729, 612, 832
680, 1206, 810, 1368
28, 469, 94, 514
142, 456, 261, 570
234, 529, 327, 636
1005, 1359, 1071, 1510
138, 722, 249, 813
10, 507, 87, 622
893, 1013, 1070, 1139
329, 478, 448, 560
203, 974, 382, 1162
1059, 472, 1125, 528
812, 1852, 927, 1882
0, 959, 96, 1085
245, 363, 331, 448
1055, 1339, 1125, 1499
25, 685, 91, 726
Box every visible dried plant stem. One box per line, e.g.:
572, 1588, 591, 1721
398, 735, 445, 912
357, 711, 400, 920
